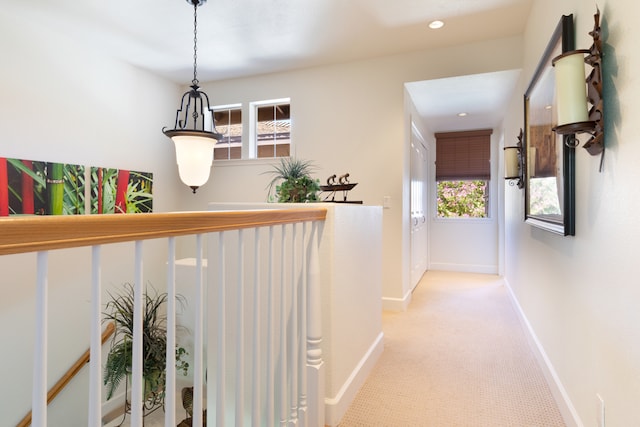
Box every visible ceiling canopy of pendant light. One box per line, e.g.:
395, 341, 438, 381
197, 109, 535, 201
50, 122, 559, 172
163, 0, 222, 194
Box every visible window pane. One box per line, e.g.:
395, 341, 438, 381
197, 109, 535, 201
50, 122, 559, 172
213, 107, 242, 160
437, 180, 488, 218
256, 103, 290, 159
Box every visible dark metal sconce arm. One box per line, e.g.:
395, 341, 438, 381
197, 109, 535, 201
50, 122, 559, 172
505, 128, 525, 189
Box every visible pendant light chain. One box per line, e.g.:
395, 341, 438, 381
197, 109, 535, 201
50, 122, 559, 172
192, 2, 199, 86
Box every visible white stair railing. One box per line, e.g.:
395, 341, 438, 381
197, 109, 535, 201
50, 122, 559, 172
206, 220, 323, 427
1, 209, 326, 427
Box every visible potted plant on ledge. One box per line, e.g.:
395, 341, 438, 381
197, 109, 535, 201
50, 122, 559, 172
265, 157, 320, 203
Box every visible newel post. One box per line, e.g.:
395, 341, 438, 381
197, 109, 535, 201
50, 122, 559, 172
306, 221, 325, 427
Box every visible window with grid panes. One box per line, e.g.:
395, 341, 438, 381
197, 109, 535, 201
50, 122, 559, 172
255, 101, 290, 158
213, 106, 242, 160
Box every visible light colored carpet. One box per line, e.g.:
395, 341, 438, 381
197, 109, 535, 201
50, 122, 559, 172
338, 270, 566, 427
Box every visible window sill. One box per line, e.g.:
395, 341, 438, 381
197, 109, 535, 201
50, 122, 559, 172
433, 217, 494, 224
213, 157, 289, 167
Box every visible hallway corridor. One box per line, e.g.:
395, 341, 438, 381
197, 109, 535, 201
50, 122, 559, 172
339, 271, 565, 426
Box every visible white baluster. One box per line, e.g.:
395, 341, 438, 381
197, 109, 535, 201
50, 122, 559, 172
32, 251, 48, 427
131, 241, 144, 427
290, 224, 299, 425
236, 229, 245, 426
252, 227, 262, 427
266, 226, 276, 427
298, 223, 308, 426
217, 231, 227, 427
193, 234, 205, 427
165, 237, 177, 427
88, 246, 102, 426
279, 224, 288, 427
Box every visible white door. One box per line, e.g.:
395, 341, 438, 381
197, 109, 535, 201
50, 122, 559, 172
410, 125, 429, 289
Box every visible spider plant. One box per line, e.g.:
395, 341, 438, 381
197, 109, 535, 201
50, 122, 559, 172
264, 157, 320, 203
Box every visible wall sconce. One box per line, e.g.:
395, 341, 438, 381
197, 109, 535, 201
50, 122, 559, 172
504, 128, 525, 189
552, 8, 603, 157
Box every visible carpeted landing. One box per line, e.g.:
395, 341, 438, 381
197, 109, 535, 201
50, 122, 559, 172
338, 270, 566, 427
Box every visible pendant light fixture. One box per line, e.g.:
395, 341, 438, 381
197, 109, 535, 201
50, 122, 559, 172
163, 0, 222, 193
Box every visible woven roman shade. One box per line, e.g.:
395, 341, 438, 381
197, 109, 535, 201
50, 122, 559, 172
435, 129, 492, 181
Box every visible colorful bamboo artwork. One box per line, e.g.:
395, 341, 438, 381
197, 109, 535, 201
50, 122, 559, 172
0, 157, 152, 217
90, 167, 152, 215
0, 158, 8, 216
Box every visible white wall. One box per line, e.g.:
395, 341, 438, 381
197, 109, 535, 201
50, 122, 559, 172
428, 131, 501, 274
504, 1, 640, 425
174, 36, 523, 310
0, 7, 184, 426
0, 16, 182, 206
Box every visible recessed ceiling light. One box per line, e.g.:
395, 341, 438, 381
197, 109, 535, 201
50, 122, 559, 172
429, 20, 445, 29
457, 112, 468, 117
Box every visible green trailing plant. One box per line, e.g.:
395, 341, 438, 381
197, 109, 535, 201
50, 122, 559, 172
264, 157, 320, 203
103, 283, 189, 404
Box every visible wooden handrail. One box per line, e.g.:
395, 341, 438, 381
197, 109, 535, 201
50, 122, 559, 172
0, 208, 327, 256
16, 322, 116, 427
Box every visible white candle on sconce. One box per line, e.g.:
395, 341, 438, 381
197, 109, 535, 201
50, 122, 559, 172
554, 51, 589, 126
504, 147, 519, 179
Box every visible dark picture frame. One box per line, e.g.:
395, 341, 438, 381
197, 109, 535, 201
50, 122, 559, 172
524, 14, 576, 235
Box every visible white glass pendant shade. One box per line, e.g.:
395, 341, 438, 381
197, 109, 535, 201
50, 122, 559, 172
171, 134, 215, 190
555, 52, 589, 126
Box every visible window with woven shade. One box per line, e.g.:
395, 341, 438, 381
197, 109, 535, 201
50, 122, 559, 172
435, 129, 492, 218
435, 130, 491, 181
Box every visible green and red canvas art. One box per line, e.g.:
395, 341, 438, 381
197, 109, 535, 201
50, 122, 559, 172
0, 157, 152, 217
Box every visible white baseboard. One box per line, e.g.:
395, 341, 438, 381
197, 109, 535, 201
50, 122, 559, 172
382, 289, 412, 311
324, 332, 384, 426
429, 262, 497, 274
503, 278, 584, 427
